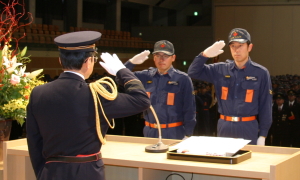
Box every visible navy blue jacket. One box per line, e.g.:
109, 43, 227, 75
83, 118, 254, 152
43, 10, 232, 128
26, 68, 150, 179
125, 61, 196, 139
188, 55, 272, 142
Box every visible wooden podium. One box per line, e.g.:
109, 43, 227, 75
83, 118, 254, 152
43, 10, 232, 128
3, 135, 300, 180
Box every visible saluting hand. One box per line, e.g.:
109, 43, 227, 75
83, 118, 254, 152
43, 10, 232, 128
203, 40, 225, 58
129, 50, 150, 64
100, 53, 126, 76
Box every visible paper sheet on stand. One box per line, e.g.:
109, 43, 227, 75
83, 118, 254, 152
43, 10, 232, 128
172, 136, 251, 157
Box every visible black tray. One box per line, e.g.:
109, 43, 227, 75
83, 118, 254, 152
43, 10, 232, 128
167, 149, 251, 164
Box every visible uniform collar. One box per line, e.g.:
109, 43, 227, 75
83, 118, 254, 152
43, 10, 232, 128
229, 57, 252, 72
150, 66, 175, 77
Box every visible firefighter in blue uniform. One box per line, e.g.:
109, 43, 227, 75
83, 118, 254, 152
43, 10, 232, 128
123, 40, 196, 139
26, 31, 150, 180
188, 28, 272, 145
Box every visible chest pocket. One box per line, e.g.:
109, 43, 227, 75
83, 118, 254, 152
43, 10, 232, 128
163, 84, 180, 106
219, 78, 232, 100
241, 81, 259, 103
145, 82, 155, 98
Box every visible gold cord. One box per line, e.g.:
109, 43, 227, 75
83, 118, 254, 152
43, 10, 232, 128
89, 76, 118, 145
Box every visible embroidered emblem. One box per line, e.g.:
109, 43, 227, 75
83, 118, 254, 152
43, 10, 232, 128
168, 81, 178, 85
246, 76, 257, 81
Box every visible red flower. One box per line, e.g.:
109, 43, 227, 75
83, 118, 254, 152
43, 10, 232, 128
24, 85, 30, 89
24, 95, 29, 100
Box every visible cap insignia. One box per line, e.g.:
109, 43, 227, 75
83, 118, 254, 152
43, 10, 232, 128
233, 32, 238, 36
160, 44, 165, 48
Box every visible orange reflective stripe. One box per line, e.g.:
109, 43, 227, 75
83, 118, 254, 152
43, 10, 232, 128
221, 87, 228, 100
245, 89, 254, 103
167, 93, 175, 105
146, 92, 151, 98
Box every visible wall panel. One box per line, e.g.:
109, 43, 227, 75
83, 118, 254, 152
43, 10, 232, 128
215, 3, 300, 76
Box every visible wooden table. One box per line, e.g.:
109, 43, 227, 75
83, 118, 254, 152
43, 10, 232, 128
3, 135, 300, 180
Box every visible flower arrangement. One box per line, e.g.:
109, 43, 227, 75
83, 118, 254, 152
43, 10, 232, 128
0, 0, 45, 125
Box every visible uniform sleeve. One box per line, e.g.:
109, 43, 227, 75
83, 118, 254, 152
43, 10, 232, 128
124, 60, 136, 71
188, 54, 215, 83
257, 70, 273, 137
181, 76, 196, 136
26, 91, 45, 177
102, 68, 151, 118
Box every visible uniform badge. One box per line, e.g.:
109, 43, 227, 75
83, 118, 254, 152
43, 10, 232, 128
246, 76, 257, 81
282, 114, 287, 121
225, 75, 231, 78
147, 81, 152, 84
168, 81, 178, 85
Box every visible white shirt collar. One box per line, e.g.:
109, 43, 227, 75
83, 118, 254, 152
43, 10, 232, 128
64, 71, 85, 80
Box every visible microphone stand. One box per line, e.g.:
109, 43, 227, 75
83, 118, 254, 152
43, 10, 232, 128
145, 106, 169, 153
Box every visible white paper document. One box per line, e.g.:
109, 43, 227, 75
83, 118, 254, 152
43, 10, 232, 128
172, 136, 251, 157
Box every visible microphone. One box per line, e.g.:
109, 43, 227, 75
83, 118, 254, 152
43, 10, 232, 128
145, 106, 169, 153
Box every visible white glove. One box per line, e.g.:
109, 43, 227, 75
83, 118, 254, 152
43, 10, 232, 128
203, 40, 225, 58
100, 53, 126, 76
257, 136, 265, 146
182, 136, 190, 140
129, 50, 150, 64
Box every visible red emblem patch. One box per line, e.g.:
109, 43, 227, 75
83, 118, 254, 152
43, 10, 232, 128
233, 32, 238, 36
160, 44, 165, 48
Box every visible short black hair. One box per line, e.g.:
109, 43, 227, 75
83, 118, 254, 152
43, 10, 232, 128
59, 51, 96, 70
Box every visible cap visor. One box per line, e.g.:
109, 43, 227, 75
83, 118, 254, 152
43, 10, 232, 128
229, 39, 248, 44
152, 50, 173, 55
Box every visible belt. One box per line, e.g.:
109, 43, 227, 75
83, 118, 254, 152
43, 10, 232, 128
46, 152, 102, 163
220, 115, 256, 122
145, 121, 183, 128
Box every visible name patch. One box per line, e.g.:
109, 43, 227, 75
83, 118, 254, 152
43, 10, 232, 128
246, 76, 257, 81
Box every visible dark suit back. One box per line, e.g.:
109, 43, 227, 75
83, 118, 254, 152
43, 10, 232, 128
27, 69, 150, 180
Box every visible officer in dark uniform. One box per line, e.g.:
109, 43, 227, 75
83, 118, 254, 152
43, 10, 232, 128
188, 28, 272, 145
272, 93, 292, 147
195, 82, 212, 136
193, 84, 204, 136
286, 90, 300, 147
26, 31, 150, 180
266, 94, 277, 146
123, 40, 196, 139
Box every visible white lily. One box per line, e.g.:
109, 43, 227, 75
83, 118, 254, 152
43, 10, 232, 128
14, 66, 26, 77
3, 55, 23, 73
27, 69, 43, 79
